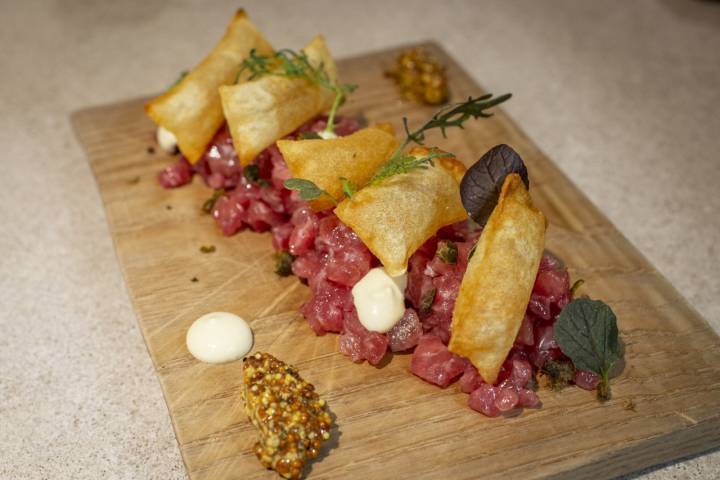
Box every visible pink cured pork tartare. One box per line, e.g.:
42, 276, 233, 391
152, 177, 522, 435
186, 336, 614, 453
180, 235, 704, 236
158, 117, 598, 417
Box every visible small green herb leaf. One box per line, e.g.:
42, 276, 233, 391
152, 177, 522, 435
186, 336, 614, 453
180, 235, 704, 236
201, 189, 225, 214
339, 177, 357, 198
369, 94, 510, 184
199, 245, 216, 254
238, 48, 357, 135
419, 287, 437, 314
370, 150, 448, 184
555, 298, 620, 402
436, 240, 458, 264
274, 251, 296, 277
283, 178, 337, 204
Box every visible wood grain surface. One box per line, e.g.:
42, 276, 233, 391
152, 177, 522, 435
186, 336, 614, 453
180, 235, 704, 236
72, 43, 720, 479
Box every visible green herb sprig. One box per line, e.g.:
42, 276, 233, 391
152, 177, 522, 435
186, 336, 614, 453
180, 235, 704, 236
554, 298, 621, 401
238, 49, 357, 135
284, 94, 511, 203
369, 93, 511, 184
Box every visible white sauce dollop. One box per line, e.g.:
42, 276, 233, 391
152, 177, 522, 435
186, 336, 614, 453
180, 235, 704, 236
351, 267, 407, 333
156, 126, 178, 153
186, 312, 253, 363
317, 130, 338, 140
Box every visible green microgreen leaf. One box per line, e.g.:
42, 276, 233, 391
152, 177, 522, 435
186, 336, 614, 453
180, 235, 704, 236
555, 298, 620, 402
283, 178, 337, 205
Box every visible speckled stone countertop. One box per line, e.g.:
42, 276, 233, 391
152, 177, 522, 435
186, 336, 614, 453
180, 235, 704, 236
1, 1, 718, 478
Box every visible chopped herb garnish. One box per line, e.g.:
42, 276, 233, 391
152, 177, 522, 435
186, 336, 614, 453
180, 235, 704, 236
283, 178, 337, 204
436, 240, 458, 264
570, 279, 585, 297
540, 359, 576, 391
370, 94, 511, 185
127, 176, 141, 185
243, 164, 261, 183
202, 189, 225, 214
274, 251, 296, 277
199, 245, 216, 254
281, 94, 511, 203
339, 177, 357, 198
419, 287, 437, 314
238, 48, 357, 135
555, 298, 620, 402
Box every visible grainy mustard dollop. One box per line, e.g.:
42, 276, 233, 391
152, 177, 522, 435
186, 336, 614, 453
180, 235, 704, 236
386, 49, 449, 105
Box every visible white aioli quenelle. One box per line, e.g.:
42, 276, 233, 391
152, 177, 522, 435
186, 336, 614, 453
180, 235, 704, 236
156, 126, 178, 153
351, 267, 407, 333
186, 312, 253, 363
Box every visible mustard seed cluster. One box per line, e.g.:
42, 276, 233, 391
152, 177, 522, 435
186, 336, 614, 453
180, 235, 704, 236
242, 352, 332, 479
385, 48, 449, 105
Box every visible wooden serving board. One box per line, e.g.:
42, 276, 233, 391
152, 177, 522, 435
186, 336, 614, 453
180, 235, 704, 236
72, 43, 720, 479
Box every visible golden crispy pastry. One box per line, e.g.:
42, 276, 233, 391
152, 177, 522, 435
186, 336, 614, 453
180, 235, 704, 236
219, 35, 338, 165
448, 174, 546, 384
277, 124, 398, 210
144, 9, 273, 163
334, 147, 467, 276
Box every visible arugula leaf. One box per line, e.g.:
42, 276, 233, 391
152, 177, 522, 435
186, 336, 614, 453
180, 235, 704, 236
283, 178, 337, 204
555, 298, 620, 401
339, 177, 357, 198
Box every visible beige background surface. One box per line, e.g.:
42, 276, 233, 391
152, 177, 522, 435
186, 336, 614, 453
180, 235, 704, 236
1, 1, 718, 479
